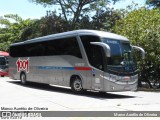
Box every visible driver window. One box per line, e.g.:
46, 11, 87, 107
80, 35, 104, 70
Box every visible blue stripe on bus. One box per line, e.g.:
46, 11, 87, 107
37, 66, 91, 71
37, 66, 74, 70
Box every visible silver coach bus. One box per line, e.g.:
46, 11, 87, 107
9, 30, 145, 93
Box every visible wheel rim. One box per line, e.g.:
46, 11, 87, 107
73, 79, 82, 91
21, 74, 26, 84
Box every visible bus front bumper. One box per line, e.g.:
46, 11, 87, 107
0, 70, 8, 76
102, 74, 138, 92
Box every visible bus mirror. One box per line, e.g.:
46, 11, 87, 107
132, 46, 145, 59
90, 42, 111, 57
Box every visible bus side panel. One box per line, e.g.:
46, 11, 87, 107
9, 55, 92, 90
59, 56, 90, 88
9, 57, 20, 80
85, 70, 92, 90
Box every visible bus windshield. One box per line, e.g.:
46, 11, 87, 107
0, 57, 6, 66
102, 38, 136, 74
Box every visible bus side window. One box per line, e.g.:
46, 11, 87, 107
63, 37, 82, 58
25, 43, 45, 57
45, 37, 82, 58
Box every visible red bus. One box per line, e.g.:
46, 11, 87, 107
0, 51, 9, 77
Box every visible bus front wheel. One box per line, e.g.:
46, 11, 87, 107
71, 77, 84, 94
20, 73, 27, 85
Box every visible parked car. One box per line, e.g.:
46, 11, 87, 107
0, 51, 9, 77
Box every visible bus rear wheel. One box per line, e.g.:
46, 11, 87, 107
20, 73, 27, 85
71, 77, 84, 94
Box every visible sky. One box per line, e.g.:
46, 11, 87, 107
0, 0, 146, 20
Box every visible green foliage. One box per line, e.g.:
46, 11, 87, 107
102, 9, 124, 31
29, 0, 121, 29
0, 14, 37, 51
37, 11, 68, 36
114, 7, 160, 87
146, 0, 160, 8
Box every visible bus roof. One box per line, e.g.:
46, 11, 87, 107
11, 30, 129, 46
0, 51, 9, 56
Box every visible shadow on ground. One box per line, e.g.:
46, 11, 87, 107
8, 80, 136, 99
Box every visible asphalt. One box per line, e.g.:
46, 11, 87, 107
0, 77, 160, 120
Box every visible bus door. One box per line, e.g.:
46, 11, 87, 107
89, 45, 104, 91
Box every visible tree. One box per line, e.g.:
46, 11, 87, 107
29, 0, 121, 29
113, 7, 160, 88
0, 14, 36, 51
146, 0, 160, 8
39, 11, 68, 35
20, 19, 40, 40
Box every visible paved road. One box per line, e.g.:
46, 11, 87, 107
0, 77, 160, 111
0, 77, 160, 120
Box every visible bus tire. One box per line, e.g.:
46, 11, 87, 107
71, 77, 84, 94
20, 73, 27, 85
1, 75, 4, 77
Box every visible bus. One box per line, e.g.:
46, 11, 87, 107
0, 51, 9, 77
9, 30, 145, 93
